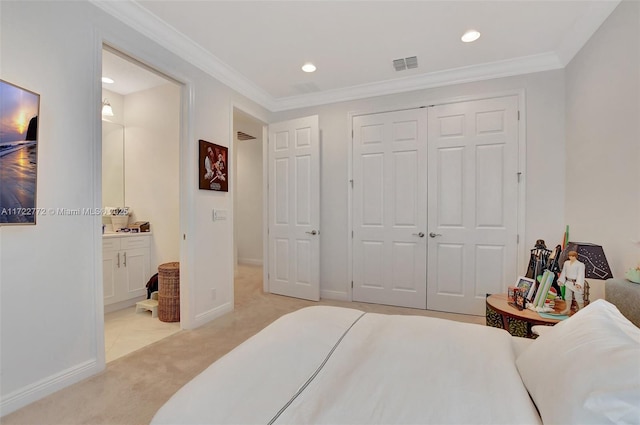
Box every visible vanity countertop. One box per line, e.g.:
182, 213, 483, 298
103, 231, 152, 238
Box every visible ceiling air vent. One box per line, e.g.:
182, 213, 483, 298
393, 58, 406, 71
393, 56, 418, 71
292, 82, 320, 94
405, 56, 418, 69
237, 131, 256, 141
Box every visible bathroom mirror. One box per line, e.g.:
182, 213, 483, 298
102, 120, 125, 207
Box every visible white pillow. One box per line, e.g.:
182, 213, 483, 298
516, 299, 640, 424
531, 325, 554, 337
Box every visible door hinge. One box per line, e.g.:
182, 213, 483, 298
352, 230, 354, 238
517, 234, 520, 244
349, 179, 353, 188
351, 281, 354, 289
517, 172, 522, 183
351, 130, 354, 139
517, 110, 520, 120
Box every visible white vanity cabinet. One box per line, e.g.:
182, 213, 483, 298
103, 233, 151, 309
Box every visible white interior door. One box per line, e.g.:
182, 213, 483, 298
427, 96, 519, 315
352, 109, 428, 309
268, 115, 320, 301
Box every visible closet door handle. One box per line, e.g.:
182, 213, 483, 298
117, 252, 120, 268
123, 252, 127, 267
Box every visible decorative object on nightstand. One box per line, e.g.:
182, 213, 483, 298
559, 242, 613, 311
507, 286, 518, 303
626, 266, 640, 284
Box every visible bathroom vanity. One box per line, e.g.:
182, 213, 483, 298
103, 232, 151, 312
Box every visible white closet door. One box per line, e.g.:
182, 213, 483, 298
268, 115, 320, 301
427, 96, 519, 315
352, 109, 428, 309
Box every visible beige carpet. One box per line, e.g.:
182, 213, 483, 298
2, 265, 485, 425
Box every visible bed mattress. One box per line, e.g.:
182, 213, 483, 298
151, 306, 540, 424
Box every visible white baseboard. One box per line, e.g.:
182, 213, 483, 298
320, 289, 349, 301
191, 302, 233, 329
0, 358, 103, 417
238, 258, 263, 266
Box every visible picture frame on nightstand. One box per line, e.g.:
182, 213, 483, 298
516, 276, 537, 302
514, 289, 527, 310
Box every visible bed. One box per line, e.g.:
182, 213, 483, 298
151, 300, 640, 424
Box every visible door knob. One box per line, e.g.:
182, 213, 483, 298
412, 232, 425, 238
306, 230, 318, 235
429, 232, 442, 238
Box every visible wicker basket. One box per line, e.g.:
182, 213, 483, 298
158, 262, 180, 322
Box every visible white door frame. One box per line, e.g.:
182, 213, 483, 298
93, 34, 194, 370
228, 103, 270, 294
347, 90, 527, 305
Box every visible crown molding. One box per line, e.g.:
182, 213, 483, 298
271, 53, 564, 111
90, 0, 277, 111
90, 0, 618, 113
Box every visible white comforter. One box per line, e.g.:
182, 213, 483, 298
152, 306, 541, 424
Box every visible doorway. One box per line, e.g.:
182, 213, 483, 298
101, 46, 182, 362
233, 108, 266, 300
351, 95, 521, 316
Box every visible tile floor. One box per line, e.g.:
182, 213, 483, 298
104, 306, 181, 363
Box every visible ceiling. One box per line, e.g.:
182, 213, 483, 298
102, 49, 170, 96
95, 0, 620, 111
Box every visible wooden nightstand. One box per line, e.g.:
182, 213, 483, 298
486, 293, 566, 338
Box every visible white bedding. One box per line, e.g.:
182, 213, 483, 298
152, 306, 541, 425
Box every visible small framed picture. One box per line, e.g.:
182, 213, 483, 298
515, 289, 527, 310
509, 287, 526, 311
199, 139, 228, 192
507, 286, 518, 303
516, 276, 536, 301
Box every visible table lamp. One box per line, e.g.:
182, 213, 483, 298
560, 242, 613, 305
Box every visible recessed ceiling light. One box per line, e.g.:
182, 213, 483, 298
461, 30, 481, 43
102, 77, 114, 84
301, 63, 317, 73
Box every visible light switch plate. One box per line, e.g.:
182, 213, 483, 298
213, 209, 228, 221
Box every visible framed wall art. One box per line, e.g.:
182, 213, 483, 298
199, 139, 228, 192
0, 79, 40, 225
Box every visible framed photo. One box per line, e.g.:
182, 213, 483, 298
507, 286, 518, 303
516, 276, 537, 301
199, 139, 228, 192
515, 289, 527, 310
0, 80, 40, 225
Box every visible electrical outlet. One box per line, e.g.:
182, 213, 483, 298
211, 288, 216, 300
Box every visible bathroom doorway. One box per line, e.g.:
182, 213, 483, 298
101, 46, 182, 362
232, 108, 267, 301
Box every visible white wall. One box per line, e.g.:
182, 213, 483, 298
234, 113, 264, 265
272, 71, 566, 300
235, 140, 263, 264
0, 0, 269, 415
565, 0, 640, 300
125, 83, 181, 272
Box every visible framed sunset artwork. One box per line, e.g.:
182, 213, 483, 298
0, 80, 40, 225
